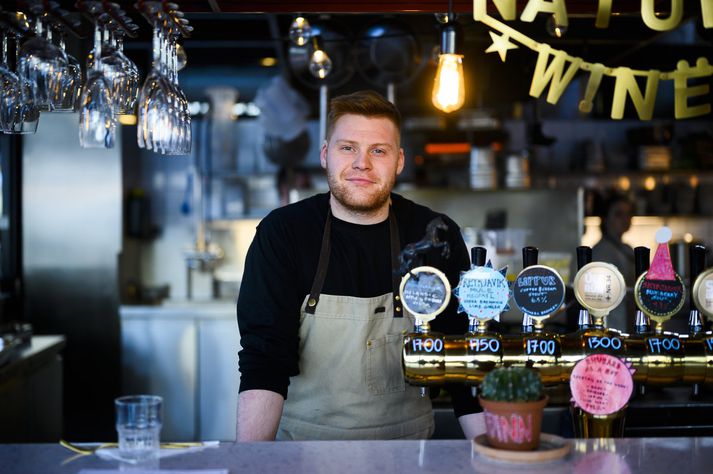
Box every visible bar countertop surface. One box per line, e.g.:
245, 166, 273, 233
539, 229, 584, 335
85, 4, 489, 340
3, 437, 712, 474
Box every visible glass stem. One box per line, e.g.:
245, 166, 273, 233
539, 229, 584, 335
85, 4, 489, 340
93, 25, 102, 72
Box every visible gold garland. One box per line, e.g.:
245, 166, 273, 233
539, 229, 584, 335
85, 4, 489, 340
472, 1, 713, 119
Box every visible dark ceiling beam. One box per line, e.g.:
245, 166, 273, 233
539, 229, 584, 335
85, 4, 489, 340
177, 1, 649, 14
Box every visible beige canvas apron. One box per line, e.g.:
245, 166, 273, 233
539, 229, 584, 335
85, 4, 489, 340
276, 208, 434, 440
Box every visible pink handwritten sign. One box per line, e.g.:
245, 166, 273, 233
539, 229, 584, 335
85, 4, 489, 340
570, 354, 634, 415
483, 412, 533, 445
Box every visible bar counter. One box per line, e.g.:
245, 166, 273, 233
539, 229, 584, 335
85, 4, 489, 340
4, 437, 712, 474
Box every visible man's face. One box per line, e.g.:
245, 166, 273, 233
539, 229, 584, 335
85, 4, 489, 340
320, 114, 405, 214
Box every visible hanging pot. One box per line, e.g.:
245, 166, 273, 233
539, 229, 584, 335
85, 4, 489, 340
354, 18, 427, 87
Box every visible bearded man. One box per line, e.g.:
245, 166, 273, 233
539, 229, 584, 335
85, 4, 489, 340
236, 90, 484, 441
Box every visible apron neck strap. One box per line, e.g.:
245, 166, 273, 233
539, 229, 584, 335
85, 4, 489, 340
305, 205, 402, 315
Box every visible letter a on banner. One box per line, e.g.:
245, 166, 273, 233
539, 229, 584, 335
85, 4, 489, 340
611, 68, 660, 120
529, 44, 582, 104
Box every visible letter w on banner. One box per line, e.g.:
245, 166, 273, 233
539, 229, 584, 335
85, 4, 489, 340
529, 44, 582, 104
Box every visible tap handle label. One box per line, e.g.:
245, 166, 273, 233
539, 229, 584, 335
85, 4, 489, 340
453, 263, 510, 322
512, 265, 565, 319
634, 271, 685, 323
399, 266, 451, 323
692, 268, 713, 320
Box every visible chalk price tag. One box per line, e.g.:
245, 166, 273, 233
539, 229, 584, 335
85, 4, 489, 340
570, 354, 634, 416
524, 336, 559, 357
400, 266, 451, 323
645, 336, 683, 356
453, 265, 509, 322
467, 337, 501, 354
692, 268, 713, 320
634, 272, 685, 322
585, 335, 624, 353
512, 265, 565, 319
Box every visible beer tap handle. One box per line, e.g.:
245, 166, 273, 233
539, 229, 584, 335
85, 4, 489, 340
634, 246, 651, 333
471, 246, 487, 267
521, 247, 538, 330
576, 246, 592, 269
689, 244, 706, 331
576, 246, 593, 328
522, 246, 538, 268
635, 246, 650, 277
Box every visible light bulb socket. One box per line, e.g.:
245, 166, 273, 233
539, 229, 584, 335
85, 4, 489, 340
440, 23, 460, 55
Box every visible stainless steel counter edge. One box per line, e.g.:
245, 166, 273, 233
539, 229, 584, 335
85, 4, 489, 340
3, 437, 712, 474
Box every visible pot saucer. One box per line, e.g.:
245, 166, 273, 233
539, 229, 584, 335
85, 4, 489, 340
473, 433, 571, 463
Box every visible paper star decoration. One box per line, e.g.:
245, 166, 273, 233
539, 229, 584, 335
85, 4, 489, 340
485, 30, 518, 62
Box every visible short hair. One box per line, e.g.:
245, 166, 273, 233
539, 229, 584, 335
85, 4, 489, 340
326, 90, 402, 142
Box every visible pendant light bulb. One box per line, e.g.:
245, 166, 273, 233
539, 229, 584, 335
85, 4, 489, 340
432, 53, 465, 113
309, 37, 332, 79
289, 16, 312, 46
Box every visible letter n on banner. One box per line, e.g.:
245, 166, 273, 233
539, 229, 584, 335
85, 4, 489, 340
529, 44, 582, 105
611, 68, 660, 120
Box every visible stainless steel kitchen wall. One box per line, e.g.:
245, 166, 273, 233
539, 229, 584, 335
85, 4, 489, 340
22, 114, 122, 440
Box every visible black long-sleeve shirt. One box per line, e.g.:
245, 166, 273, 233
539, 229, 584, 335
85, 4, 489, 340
237, 192, 481, 417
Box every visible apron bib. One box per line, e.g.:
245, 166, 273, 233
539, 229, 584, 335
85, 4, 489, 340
277, 207, 434, 440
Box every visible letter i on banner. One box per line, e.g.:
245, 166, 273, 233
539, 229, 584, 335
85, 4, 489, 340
529, 44, 582, 105
610, 68, 660, 120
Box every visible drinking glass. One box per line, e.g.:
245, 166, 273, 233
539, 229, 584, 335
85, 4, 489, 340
115, 395, 162, 462
137, 23, 190, 155
54, 34, 82, 112
17, 20, 68, 111
78, 25, 115, 148
100, 30, 139, 115
0, 34, 20, 132
9, 35, 39, 134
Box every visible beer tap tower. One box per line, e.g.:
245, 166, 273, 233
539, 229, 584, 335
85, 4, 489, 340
402, 228, 713, 411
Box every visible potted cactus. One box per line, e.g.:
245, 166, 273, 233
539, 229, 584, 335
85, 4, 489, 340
478, 367, 547, 451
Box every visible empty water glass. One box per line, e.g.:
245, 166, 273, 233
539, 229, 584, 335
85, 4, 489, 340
115, 395, 162, 462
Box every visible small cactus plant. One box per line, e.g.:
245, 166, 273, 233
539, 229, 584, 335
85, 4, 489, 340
480, 367, 543, 402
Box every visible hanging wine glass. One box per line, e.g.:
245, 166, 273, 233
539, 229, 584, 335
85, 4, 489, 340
9, 35, 39, 134
0, 33, 20, 133
79, 24, 115, 148
17, 19, 68, 111
53, 31, 82, 112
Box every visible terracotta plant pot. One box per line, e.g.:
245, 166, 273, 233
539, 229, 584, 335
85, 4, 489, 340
478, 395, 549, 451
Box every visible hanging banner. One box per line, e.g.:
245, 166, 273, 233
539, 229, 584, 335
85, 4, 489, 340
472, 1, 713, 120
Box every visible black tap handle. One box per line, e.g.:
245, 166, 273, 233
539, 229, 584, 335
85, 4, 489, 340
522, 246, 538, 268
635, 246, 650, 277
576, 246, 592, 270
471, 246, 487, 267
690, 244, 707, 283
